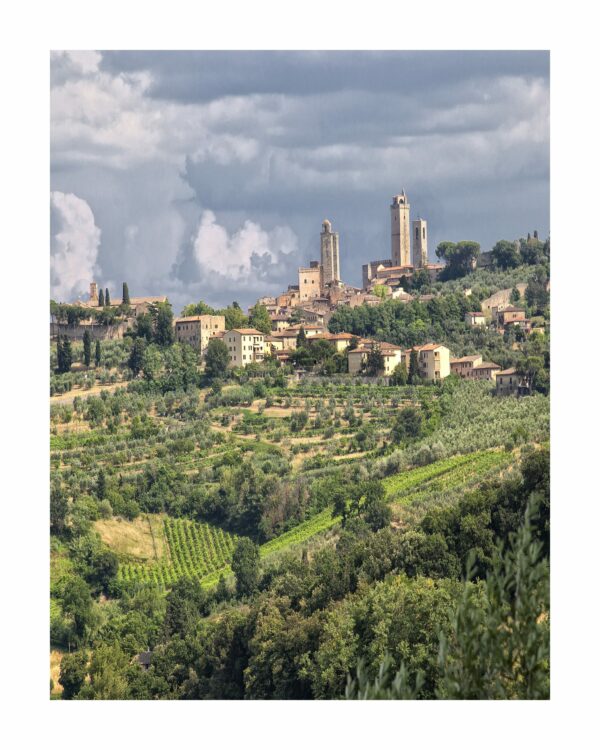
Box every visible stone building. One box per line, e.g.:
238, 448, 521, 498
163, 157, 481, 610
362, 259, 393, 289
298, 262, 322, 302
496, 368, 531, 396
450, 354, 484, 378
320, 219, 341, 285
480, 285, 527, 317
412, 217, 428, 268
391, 191, 411, 267
174, 315, 225, 356
472, 362, 502, 381
50, 320, 129, 341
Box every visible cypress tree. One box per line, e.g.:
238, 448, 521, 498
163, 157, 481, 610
59, 337, 73, 373
83, 330, 91, 367
297, 325, 308, 348
407, 349, 420, 385
56, 337, 63, 373
122, 282, 130, 306
105, 288, 111, 306
95, 340, 101, 367
96, 469, 106, 500
98, 288, 105, 307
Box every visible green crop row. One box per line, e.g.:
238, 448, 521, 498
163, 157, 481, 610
382, 451, 489, 498
118, 517, 239, 587
389, 451, 513, 507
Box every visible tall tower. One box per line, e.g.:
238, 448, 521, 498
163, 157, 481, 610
412, 218, 428, 268
390, 191, 411, 267
320, 219, 341, 287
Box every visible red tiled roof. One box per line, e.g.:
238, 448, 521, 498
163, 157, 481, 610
451, 355, 482, 363
413, 343, 445, 352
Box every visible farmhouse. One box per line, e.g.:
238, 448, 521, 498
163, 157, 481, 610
495, 368, 531, 396
347, 340, 403, 376
224, 329, 265, 366
409, 343, 451, 382
465, 311, 486, 326
450, 354, 483, 378
472, 362, 502, 381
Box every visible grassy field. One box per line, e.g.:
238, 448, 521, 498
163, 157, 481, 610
96, 514, 166, 561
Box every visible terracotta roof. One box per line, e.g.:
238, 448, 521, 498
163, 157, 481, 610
501, 306, 526, 313
467, 311, 485, 316
228, 328, 264, 335
413, 343, 445, 352
473, 362, 501, 370
451, 355, 482, 363
286, 325, 325, 333
496, 368, 517, 375
174, 314, 223, 323
269, 330, 297, 338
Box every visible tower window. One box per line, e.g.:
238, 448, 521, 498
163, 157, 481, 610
423, 227, 426, 239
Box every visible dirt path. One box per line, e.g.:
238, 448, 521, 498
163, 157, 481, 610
50, 381, 125, 405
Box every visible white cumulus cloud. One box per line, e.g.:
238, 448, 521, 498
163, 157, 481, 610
192, 210, 298, 286
51, 191, 101, 302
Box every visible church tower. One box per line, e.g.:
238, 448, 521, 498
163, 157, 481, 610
391, 191, 411, 267
320, 219, 341, 287
412, 218, 428, 268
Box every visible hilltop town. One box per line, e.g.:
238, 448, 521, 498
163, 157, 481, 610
50, 190, 550, 397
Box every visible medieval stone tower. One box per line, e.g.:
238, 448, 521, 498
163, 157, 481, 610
320, 219, 341, 286
390, 191, 411, 267
412, 218, 428, 268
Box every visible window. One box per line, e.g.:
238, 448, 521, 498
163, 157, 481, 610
423, 227, 426, 239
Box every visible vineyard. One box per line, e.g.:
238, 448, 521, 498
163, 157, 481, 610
117, 508, 341, 588
383, 448, 518, 525
382, 449, 513, 503
115, 451, 514, 589
118, 517, 239, 587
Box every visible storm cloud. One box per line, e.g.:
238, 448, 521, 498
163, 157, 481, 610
51, 50, 549, 311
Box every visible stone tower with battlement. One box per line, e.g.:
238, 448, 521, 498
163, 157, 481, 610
412, 218, 428, 268
390, 191, 411, 267
89, 282, 98, 303
320, 219, 340, 286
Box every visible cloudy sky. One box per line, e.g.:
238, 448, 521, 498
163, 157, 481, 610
50, 50, 549, 312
